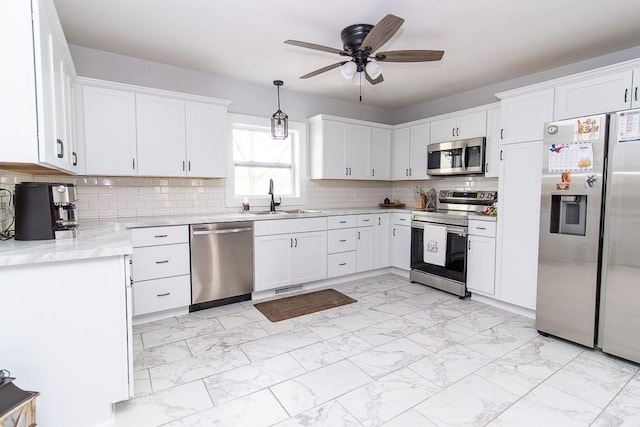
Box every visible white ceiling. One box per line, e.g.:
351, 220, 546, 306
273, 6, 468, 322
53, 0, 640, 109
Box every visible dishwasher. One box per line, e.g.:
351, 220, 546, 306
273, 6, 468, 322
189, 222, 254, 311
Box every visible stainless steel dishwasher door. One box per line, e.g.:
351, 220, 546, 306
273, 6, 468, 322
190, 222, 254, 309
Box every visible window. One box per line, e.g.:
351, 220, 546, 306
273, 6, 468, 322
226, 114, 306, 208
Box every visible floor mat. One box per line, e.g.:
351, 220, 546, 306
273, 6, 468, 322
254, 288, 357, 322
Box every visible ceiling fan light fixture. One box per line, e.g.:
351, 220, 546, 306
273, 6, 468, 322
365, 61, 382, 79
271, 80, 288, 140
340, 61, 357, 79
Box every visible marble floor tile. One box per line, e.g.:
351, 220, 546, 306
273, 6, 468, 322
215, 307, 267, 329
544, 352, 638, 408
360, 299, 421, 322
392, 282, 435, 296
441, 297, 487, 313
141, 317, 224, 349
132, 317, 179, 335
306, 312, 377, 340
203, 353, 306, 405
489, 383, 601, 426
402, 304, 467, 328
359, 288, 418, 306
475, 337, 583, 396
349, 337, 433, 378
382, 409, 438, 427
257, 311, 329, 335
403, 290, 457, 309
188, 301, 246, 319
133, 340, 192, 372
273, 400, 360, 427
133, 334, 143, 353
240, 327, 321, 362
461, 323, 535, 358
338, 367, 440, 426
591, 389, 640, 426
450, 306, 516, 331
114, 380, 212, 427
164, 389, 288, 427
133, 369, 152, 397
408, 343, 493, 388
415, 374, 518, 427
270, 360, 372, 416
406, 320, 480, 353
185, 322, 269, 355
624, 371, 640, 396
288, 333, 372, 371
320, 300, 369, 319
353, 316, 424, 346
149, 345, 250, 391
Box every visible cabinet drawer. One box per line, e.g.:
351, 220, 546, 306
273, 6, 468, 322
357, 214, 375, 227
132, 243, 190, 281
468, 220, 496, 237
392, 213, 411, 226
328, 228, 357, 254
327, 251, 357, 278
328, 215, 357, 229
133, 275, 191, 316
253, 217, 327, 236
131, 225, 189, 247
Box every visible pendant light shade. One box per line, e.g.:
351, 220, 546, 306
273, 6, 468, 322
271, 80, 288, 140
340, 61, 357, 79
365, 61, 383, 79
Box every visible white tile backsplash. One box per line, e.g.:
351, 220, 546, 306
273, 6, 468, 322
0, 169, 497, 219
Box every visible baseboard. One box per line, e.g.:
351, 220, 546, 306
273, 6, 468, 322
471, 293, 536, 319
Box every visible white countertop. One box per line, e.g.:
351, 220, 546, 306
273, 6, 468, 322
0, 208, 416, 267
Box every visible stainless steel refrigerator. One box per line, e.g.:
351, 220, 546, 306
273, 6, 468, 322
536, 109, 640, 364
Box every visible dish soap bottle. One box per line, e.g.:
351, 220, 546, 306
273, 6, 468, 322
242, 197, 250, 212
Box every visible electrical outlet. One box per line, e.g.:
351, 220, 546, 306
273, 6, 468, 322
134, 187, 144, 200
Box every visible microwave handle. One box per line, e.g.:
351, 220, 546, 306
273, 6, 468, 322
462, 143, 468, 170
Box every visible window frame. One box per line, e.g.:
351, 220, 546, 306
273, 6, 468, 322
225, 114, 307, 209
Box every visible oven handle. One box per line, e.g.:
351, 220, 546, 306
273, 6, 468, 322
411, 221, 467, 236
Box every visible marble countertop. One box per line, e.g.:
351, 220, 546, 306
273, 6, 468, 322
0, 208, 411, 267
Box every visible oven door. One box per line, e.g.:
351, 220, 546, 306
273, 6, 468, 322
427, 138, 485, 176
410, 221, 467, 283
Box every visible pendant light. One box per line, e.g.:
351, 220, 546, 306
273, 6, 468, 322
271, 80, 288, 140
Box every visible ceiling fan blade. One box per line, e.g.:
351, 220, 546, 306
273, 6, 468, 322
284, 40, 349, 56
375, 50, 444, 62
360, 14, 404, 53
365, 70, 384, 85
300, 62, 347, 79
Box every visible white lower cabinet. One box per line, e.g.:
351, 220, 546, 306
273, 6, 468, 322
328, 251, 357, 278
467, 220, 497, 295
254, 218, 328, 292
356, 225, 375, 272
391, 213, 411, 270
130, 225, 191, 316
374, 214, 391, 268
327, 215, 358, 278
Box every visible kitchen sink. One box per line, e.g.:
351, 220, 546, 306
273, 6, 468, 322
250, 209, 322, 215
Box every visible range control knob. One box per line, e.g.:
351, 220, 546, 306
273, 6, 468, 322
478, 193, 485, 199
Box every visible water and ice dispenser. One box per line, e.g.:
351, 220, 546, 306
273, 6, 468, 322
550, 194, 587, 236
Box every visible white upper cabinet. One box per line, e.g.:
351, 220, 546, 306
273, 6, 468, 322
79, 79, 230, 177
82, 86, 138, 176
1, 0, 77, 173
554, 69, 640, 119
185, 101, 228, 178
498, 88, 554, 144
430, 110, 487, 143
485, 107, 501, 178
309, 115, 391, 180
136, 94, 187, 177
371, 128, 391, 180
391, 123, 430, 180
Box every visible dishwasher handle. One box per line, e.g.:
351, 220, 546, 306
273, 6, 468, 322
192, 227, 253, 236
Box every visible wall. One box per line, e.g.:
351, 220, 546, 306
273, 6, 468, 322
392, 44, 640, 123
70, 45, 393, 125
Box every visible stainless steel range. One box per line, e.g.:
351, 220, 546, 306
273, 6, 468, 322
410, 190, 497, 297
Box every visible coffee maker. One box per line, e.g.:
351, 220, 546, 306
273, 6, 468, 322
14, 182, 79, 240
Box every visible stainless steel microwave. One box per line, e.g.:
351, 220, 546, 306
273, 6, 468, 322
427, 137, 486, 176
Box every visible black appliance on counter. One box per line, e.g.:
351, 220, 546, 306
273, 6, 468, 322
14, 182, 78, 241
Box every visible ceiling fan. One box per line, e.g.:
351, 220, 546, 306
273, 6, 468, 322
284, 14, 444, 87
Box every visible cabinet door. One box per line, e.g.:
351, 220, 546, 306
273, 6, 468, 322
64, 65, 79, 172
83, 86, 138, 176
633, 68, 640, 107
391, 127, 411, 180
430, 117, 457, 144
185, 101, 227, 178
458, 110, 487, 139
374, 214, 390, 268
485, 107, 501, 178
321, 120, 348, 178
500, 89, 554, 144
391, 225, 411, 270
409, 123, 430, 180
254, 234, 294, 291
371, 128, 391, 180
356, 227, 375, 272
293, 231, 327, 284
347, 124, 371, 179
495, 141, 542, 309
554, 70, 633, 120
136, 94, 186, 177
467, 234, 496, 295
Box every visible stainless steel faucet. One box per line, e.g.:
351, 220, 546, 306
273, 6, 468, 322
268, 178, 281, 212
